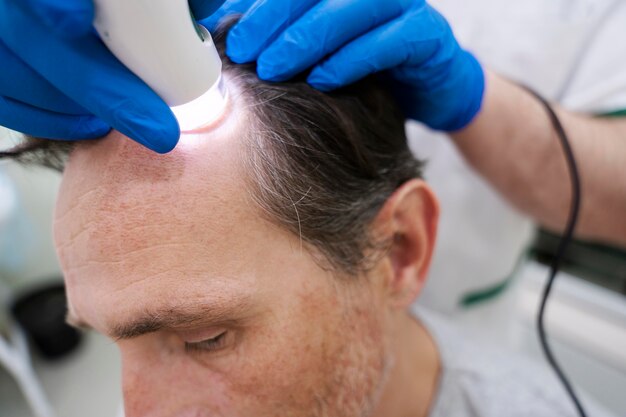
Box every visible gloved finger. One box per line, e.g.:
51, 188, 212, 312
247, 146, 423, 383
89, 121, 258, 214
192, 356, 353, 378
12, 0, 94, 38
189, 0, 227, 20
199, 0, 257, 32
0, 3, 180, 153
0, 40, 87, 115
307, 14, 440, 91
226, 0, 319, 64
0, 96, 110, 140
257, 0, 413, 82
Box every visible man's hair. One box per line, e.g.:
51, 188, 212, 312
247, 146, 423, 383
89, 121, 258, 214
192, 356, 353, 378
0, 18, 423, 274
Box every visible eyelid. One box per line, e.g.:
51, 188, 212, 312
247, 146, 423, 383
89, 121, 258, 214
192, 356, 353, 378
179, 327, 227, 344
184, 331, 228, 354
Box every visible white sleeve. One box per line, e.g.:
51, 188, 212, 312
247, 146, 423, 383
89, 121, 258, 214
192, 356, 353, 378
561, 1, 626, 115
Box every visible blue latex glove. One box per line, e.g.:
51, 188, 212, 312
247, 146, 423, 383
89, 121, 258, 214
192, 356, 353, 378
205, 0, 484, 131
0, 0, 225, 153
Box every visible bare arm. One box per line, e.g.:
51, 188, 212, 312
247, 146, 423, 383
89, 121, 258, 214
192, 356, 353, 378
452, 71, 626, 248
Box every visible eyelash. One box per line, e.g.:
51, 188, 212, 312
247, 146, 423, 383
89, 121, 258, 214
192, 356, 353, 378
184, 332, 228, 354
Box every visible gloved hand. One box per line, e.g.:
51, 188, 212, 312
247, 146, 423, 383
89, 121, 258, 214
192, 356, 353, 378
205, 0, 484, 131
0, 0, 225, 153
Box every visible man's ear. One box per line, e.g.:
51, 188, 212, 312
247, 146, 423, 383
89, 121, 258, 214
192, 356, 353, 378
372, 179, 439, 309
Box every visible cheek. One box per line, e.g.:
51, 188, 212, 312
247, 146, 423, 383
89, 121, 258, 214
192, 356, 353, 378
121, 338, 240, 417
120, 284, 391, 417
218, 286, 391, 416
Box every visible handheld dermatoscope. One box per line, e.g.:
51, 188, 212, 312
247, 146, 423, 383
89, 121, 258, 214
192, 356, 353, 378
93, 0, 227, 131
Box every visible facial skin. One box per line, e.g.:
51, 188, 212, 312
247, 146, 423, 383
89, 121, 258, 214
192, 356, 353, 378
54, 86, 441, 417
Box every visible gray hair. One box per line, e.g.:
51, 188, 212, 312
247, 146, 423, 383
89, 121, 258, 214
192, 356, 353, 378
1, 18, 424, 275
212, 19, 424, 273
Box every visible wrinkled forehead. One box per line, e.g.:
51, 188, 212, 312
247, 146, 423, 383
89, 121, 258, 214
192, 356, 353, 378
52, 121, 268, 318
55, 73, 250, 247
55, 125, 250, 251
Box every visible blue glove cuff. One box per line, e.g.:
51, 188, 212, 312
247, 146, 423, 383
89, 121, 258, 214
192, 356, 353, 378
395, 50, 485, 132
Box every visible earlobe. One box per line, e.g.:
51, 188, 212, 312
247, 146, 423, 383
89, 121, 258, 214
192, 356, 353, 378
374, 180, 439, 308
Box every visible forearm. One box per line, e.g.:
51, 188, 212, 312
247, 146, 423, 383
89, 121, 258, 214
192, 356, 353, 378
452, 71, 626, 247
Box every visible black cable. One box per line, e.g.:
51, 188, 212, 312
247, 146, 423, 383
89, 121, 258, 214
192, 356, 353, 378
523, 86, 587, 417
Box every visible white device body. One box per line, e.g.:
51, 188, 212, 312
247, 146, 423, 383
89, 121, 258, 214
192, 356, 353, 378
93, 0, 226, 130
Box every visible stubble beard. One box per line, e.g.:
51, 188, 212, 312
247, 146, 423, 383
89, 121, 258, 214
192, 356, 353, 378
310, 306, 395, 417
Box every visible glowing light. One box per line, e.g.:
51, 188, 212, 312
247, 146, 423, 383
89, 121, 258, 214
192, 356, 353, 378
171, 75, 228, 132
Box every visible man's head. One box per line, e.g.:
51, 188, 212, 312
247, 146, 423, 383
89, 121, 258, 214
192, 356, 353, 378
5, 22, 439, 417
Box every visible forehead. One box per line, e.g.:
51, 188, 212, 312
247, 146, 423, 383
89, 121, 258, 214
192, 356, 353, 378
56, 124, 250, 259
53, 118, 306, 329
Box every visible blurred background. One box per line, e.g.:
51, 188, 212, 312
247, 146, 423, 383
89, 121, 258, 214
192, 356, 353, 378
0, 128, 121, 417
1, 121, 625, 416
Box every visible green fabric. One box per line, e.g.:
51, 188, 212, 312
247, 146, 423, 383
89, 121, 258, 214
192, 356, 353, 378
460, 252, 529, 308
531, 230, 626, 295
459, 108, 626, 308
600, 109, 626, 117
460, 276, 513, 307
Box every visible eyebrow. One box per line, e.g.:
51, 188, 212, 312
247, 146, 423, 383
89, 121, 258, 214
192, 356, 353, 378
66, 297, 254, 341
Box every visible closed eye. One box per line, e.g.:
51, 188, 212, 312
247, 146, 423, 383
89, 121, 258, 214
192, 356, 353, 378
184, 331, 228, 354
